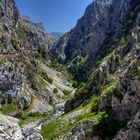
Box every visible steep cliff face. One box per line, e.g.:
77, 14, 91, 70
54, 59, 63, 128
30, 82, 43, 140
0, 1, 73, 138
0, 0, 19, 25
0, 0, 71, 105
53, 0, 140, 82
54, 0, 132, 61
19, 16, 55, 51
68, 3, 140, 140
49, 32, 64, 40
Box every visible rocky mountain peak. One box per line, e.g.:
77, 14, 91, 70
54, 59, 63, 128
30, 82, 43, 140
53, 0, 132, 62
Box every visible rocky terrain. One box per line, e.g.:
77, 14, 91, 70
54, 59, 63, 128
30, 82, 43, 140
53, 0, 139, 82
0, 0, 140, 140
47, 0, 140, 139
0, 0, 73, 139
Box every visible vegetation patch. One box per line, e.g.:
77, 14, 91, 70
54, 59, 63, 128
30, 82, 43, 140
92, 112, 125, 139
101, 82, 118, 95
19, 112, 48, 127
42, 73, 53, 84
41, 119, 73, 140
0, 103, 18, 115
53, 88, 58, 94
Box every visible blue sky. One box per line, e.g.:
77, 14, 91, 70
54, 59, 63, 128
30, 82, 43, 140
15, 0, 93, 33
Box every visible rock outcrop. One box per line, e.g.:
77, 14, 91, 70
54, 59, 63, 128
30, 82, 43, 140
0, 114, 43, 140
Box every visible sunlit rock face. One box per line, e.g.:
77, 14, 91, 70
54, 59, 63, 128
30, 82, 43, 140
0, 0, 19, 25
0, 0, 64, 114
53, 0, 132, 62
0, 114, 43, 140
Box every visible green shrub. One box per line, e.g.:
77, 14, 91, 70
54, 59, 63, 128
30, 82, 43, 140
43, 73, 53, 84
72, 80, 78, 88
132, 67, 140, 80
129, 12, 134, 17
127, 20, 133, 24
79, 82, 86, 88
63, 90, 70, 95
0, 103, 18, 115
93, 112, 125, 139
119, 38, 128, 46
95, 60, 102, 66
79, 89, 88, 95
18, 22, 24, 33
50, 60, 59, 69
102, 82, 118, 95
37, 48, 47, 58
28, 112, 40, 117
74, 90, 79, 97
35, 52, 42, 59
115, 55, 120, 63
137, 34, 140, 40
47, 77, 53, 84
86, 129, 93, 137
53, 88, 58, 93
11, 38, 20, 51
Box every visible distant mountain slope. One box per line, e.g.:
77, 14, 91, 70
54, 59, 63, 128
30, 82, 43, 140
49, 32, 64, 40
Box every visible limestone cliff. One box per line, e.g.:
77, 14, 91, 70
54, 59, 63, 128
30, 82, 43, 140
0, 1, 73, 139
53, 0, 139, 82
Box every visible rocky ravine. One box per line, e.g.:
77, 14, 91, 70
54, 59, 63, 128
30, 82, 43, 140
53, 0, 133, 61
53, 0, 139, 82
43, 0, 140, 140
1, 0, 140, 140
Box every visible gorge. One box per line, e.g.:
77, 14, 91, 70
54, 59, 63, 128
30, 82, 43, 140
0, 0, 140, 140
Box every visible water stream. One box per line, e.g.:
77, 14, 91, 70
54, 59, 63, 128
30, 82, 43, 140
33, 101, 66, 134
33, 89, 76, 137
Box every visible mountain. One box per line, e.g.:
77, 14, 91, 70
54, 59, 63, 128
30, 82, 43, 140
53, 0, 133, 61
52, 0, 138, 81
0, 0, 140, 140
0, 0, 73, 139
49, 0, 140, 139
49, 32, 64, 40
